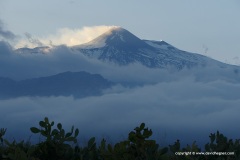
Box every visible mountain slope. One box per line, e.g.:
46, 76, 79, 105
73, 27, 160, 66
0, 71, 113, 99
73, 27, 222, 69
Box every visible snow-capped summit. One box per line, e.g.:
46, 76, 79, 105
74, 26, 153, 51
73, 27, 216, 68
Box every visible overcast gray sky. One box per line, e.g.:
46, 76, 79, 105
1, 0, 240, 64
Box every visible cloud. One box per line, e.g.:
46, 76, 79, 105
0, 20, 16, 40
0, 79, 240, 146
0, 44, 113, 80
1, 41, 240, 84
15, 26, 116, 48
0, 41, 13, 55
24, 32, 43, 47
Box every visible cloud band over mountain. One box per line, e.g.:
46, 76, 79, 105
15, 26, 117, 48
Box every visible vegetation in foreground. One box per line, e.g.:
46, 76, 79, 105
0, 117, 240, 160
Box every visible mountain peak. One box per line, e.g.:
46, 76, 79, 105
102, 26, 129, 34
75, 26, 151, 50
108, 26, 124, 31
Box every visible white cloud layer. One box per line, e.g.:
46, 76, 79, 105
15, 26, 116, 48
1, 41, 240, 83
1, 79, 240, 146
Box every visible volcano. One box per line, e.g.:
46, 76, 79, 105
73, 27, 220, 69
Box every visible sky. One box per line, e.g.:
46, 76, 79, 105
0, 0, 240, 65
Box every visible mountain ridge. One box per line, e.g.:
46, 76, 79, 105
0, 71, 113, 99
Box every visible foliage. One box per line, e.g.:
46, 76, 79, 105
3, 139, 37, 160
0, 128, 6, 144
0, 118, 239, 160
204, 131, 240, 160
30, 117, 79, 160
99, 123, 168, 160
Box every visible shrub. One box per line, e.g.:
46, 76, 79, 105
0, 118, 239, 160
